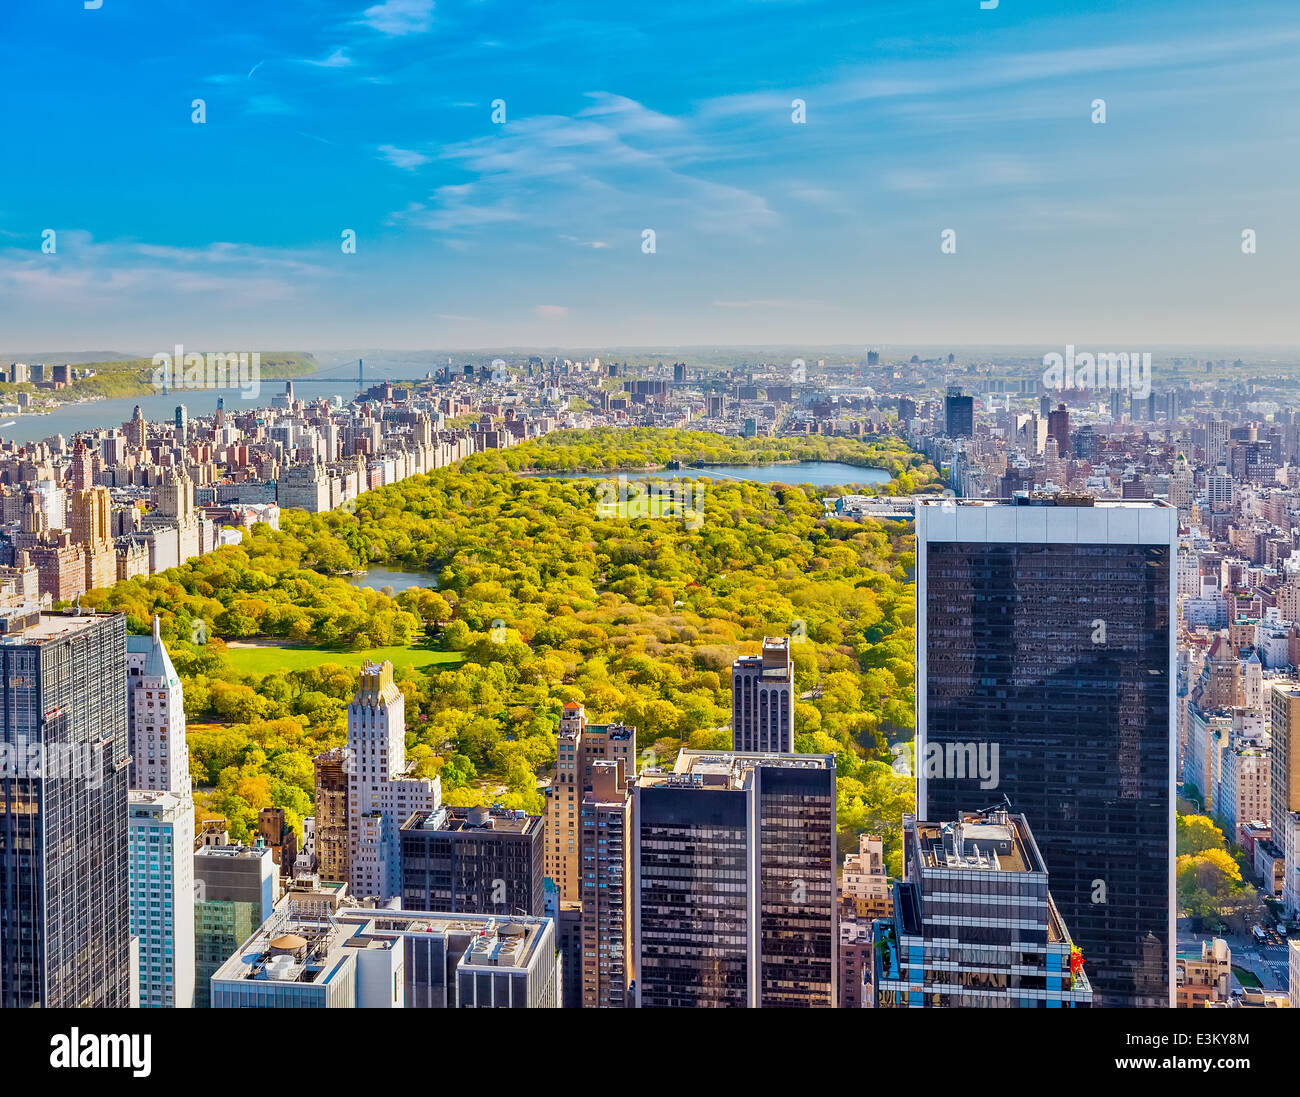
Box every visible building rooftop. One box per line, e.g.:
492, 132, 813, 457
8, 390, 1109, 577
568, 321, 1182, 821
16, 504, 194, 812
912, 808, 1046, 875
916, 495, 1173, 510
128, 790, 185, 817
0, 607, 121, 644
402, 804, 539, 836
587, 722, 634, 740
126, 614, 180, 682
638, 748, 834, 791
195, 843, 276, 860
224, 908, 551, 982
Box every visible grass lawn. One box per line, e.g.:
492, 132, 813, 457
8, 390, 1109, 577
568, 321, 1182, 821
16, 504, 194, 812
222, 642, 465, 675
186, 720, 235, 737
1232, 966, 1262, 988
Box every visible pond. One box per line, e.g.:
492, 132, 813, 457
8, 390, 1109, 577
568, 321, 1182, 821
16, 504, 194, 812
536, 461, 891, 488
345, 566, 439, 593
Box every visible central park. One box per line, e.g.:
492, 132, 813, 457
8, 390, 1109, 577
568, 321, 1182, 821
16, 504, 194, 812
82, 427, 940, 874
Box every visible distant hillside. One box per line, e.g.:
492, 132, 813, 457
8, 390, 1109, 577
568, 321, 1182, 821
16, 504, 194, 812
0, 352, 318, 402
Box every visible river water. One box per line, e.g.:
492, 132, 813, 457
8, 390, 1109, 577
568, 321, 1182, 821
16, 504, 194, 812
0, 356, 429, 445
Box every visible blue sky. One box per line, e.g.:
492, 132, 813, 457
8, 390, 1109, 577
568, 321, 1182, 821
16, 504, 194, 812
1, 0, 1297, 351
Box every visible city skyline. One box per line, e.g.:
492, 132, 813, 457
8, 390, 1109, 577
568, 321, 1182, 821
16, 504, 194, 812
1, 0, 1297, 1042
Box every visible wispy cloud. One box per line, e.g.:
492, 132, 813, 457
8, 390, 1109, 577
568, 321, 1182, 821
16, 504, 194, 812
378, 144, 431, 170
391, 183, 525, 232
0, 234, 330, 311
359, 0, 435, 36
393, 93, 775, 239
533, 305, 568, 319
306, 48, 354, 68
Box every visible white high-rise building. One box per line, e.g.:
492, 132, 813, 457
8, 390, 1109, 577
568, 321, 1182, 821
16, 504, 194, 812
1206, 466, 1233, 513
1206, 418, 1229, 469
127, 615, 192, 798
347, 660, 440, 901
128, 790, 195, 1008
126, 615, 195, 1007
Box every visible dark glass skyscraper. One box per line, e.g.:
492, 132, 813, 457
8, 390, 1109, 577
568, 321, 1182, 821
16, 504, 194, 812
400, 804, 545, 917
0, 609, 131, 1008
633, 751, 837, 1008
916, 497, 1176, 1008
944, 388, 974, 438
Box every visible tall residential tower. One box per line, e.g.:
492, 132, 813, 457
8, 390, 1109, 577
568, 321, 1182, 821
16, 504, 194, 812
347, 660, 439, 902
731, 636, 794, 754
126, 614, 195, 1007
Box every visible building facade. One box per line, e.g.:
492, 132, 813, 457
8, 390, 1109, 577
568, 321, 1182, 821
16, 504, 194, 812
579, 759, 633, 1007
916, 497, 1176, 1008
0, 609, 131, 1008
875, 808, 1092, 1007
634, 750, 837, 1008
128, 790, 195, 1007
544, 701, 635, 902
731, 636, 795, 753
346, 660, 439, 902
314, 746, 350, 885
399, 804, 544, 917
193, 840, 277, 1008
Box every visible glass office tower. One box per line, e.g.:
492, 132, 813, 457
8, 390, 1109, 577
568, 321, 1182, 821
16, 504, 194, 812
634, 751, 837, 1008
0, 610, 130, 1008
916, 497, 1176, 1008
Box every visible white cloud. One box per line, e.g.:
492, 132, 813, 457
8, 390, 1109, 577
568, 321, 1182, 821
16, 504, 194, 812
0, 233, 329, 312
307, 48, 353, 68
378, 144, 431, 170
533, 305, 568, 319
393, 95, 776, 239
360, 0, 435, 36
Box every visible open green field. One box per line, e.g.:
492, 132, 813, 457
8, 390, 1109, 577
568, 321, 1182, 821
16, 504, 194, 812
1232, 966, 1262, 988
221, 642, 465, 675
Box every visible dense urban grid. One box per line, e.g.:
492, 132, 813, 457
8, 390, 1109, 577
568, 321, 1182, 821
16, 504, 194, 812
1, 349, 1297, 1012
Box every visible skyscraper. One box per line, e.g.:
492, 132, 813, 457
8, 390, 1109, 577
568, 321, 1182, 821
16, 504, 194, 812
1047, 402, 1070, 461
400, 804, 544, 916
580, 759, 633, 1007
193, 835, 277, 1008
633, 750, 837, 1008
944, 388, 974, 438
875, 806, 1092, 1007
128, 790, 195, 1007
916, 496, 1176, 1007
0, 608, 131, 1008
731, 636, 794, 753
314, 747, 349, 885
126, 614, 196, 1007
544, 701, 635, 902
127, 615, 192, 796
347, 660, 439, 902
1268, 684, 1300, 918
